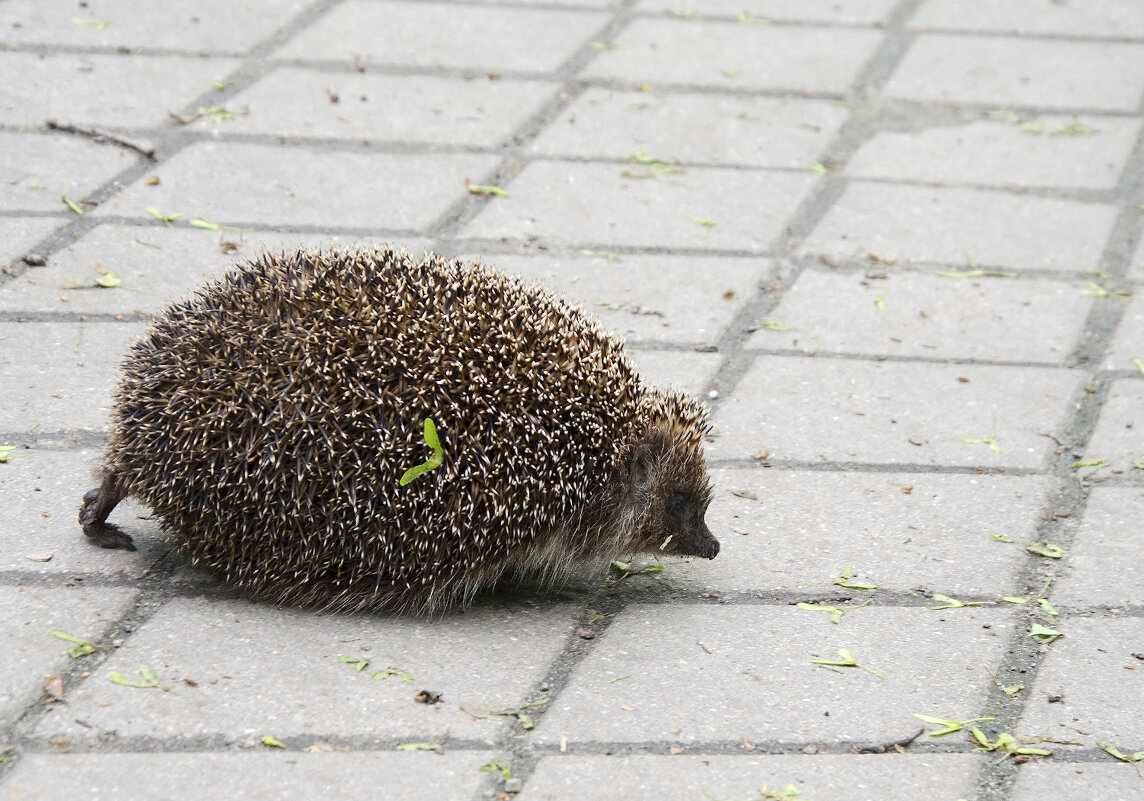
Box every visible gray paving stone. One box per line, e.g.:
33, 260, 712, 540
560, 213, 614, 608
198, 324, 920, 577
199, 68, 557, 146
481, 253, 768, 346
0, 52, 240, 128
94, 142, 500, 231
1018, 617, 1144, 747
528, 90, 849, 169
800, 182, 1117, 272
0, 448, 164, 577
635, 0, 899, 25
535, 605, 1013, 744
911, 0, 1144, 38
0, 0, 309, 54
1011, 762, 1144, 801
0, 585, 138, 726
749, 268, 1092, 363
629, 350, 721, 398
845, 116, 1141, 190
883, 34, 1144, 112
506, 0, 616, 6
580, 18, 884, 93
1083, 379, 1144, 477
1104, 303, 1144, 371
0, 223, 430, 316
668, 469, 1053, 598
0, 752, 494, 801
33, 597, 578, 743
0, 217, 69, 270
276, 1, 608, 72
0, 132, 136, 214
0, 321, 145, 435
1130, 236, 1144, 280
519, 754, 980, 801
462, 161, 819, 250
1053, 488, 1144, 609
712, 356, 1081, 467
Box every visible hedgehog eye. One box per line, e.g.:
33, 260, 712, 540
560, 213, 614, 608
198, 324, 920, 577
669, 493, 686, 513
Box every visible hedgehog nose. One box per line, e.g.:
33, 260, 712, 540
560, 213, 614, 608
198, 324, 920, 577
704, 537, 720, 560
697, 522, 719, 559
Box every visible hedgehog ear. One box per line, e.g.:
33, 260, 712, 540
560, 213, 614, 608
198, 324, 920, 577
629, 443, 658, 491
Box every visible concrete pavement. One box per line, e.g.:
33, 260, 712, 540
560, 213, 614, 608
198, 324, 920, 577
1, 0, 1142, 799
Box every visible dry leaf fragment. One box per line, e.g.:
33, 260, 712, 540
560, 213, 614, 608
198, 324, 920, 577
43, 675, 65, 702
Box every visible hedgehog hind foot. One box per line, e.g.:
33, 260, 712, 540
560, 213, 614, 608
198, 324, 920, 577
79, 475, 135, 551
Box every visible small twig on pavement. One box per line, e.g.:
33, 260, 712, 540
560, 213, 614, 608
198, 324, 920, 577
855, 727, 925, 754
46, 119, 156, 159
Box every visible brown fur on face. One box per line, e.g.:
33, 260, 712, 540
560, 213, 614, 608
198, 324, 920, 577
621, 388, 718, 560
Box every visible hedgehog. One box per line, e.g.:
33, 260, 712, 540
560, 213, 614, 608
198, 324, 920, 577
78, 245, 719, 613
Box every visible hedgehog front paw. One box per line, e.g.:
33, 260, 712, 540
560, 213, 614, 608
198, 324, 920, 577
78, 487, 101, 526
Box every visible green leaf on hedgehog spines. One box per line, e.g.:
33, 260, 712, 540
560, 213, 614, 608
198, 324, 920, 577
399, 418, 444, 486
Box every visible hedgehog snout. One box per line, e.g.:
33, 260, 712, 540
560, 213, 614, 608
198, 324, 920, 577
698, 531, 720, 560
693, 522, 720, 560
670, 519, 719, 560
